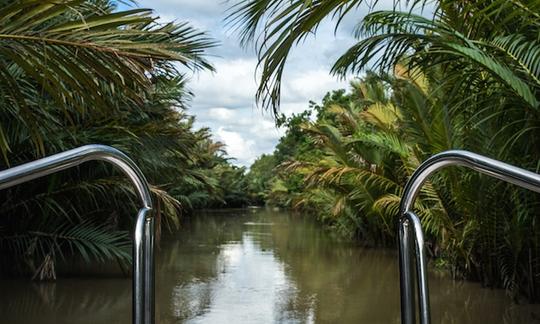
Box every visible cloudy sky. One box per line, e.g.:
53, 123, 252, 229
131, 0, 401, 167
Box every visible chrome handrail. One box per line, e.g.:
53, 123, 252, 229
0, 144, 155, 324
399, 150, 540, 324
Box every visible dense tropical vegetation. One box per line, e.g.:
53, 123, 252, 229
0, 0, 248, 280
232, 0, 540, 301
2, 0, 540, 310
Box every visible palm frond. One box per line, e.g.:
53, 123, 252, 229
227, 0, 365, 113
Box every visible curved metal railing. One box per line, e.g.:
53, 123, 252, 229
398, 150, 540, 324
0, 144, 155, 324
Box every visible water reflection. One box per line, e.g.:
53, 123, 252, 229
1, 208, 539, 323
0, 278, 131, 323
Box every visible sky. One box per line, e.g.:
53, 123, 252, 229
130, 0, 400, 167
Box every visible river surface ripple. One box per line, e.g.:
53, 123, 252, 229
1, 208, 539, 323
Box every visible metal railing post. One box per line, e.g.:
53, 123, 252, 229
398, 217, 415, 324
144, 216, 155, 323
398, 150, 540, 324
0, 144, 155, 324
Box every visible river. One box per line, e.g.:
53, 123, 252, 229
1, 208, 539, 323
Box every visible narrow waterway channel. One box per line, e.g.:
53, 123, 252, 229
1, 208, 539, 323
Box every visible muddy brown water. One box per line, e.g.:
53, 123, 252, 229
1, 208, 539, 323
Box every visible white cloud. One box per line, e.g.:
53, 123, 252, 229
215, 127, 256, 165
280, 102, 313, 116
208, 107, 235, 120
135, 0, 230, 16
283, 69, 349, 102
189, 58, 258, 109
193, 106, 284, 166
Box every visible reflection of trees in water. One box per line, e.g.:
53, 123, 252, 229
156, 238, 219, 323
0, 279, 131, 323
156, 209, 253, 323
265, 210, 540, 324
267, 212, 400, 323
7, 209, 536, 324
430, 275, 540, 324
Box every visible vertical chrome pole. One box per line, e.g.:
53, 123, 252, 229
144, 216, 155, 324
133, 208, 147, 324
398, 218, 415, 324
406, 212, 430, 324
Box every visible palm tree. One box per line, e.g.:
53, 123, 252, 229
291, 70, 451, 242
230, 0, 540, 300
228, 0, 539, 115
0, 0, 215, 161
0, 0, 218, 279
